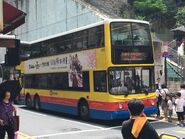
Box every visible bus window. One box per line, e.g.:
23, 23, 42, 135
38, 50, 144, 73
73, 31, 84, 50
46, 39, 58, 55
37, 74, 48, 89
19, 43, 31, 61
31, 43, 41, 58
64, 34, 72, 51
88, 25, 104, 48
55, 37, 65, 54
142, 69, 150, 87
132, 23, 151, 46
24, 75, 33, 88
88, 27, 98, 48
111, 22, 153, 64
109, 67, 155, 95
94, 71, 107, 92
82, 30, 88, 49
47, 73, 68, 90
111, 23, 132, 46
96, 25, 104, 48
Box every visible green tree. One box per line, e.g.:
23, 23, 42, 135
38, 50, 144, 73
132, 0, 168, 25
176, 6, 185, 26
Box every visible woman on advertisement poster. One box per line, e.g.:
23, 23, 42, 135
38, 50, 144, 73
69, 54, 83, 88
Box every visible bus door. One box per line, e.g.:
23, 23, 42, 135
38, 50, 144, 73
93, 70, 107, 99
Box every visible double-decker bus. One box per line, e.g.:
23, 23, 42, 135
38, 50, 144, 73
17, 19, 156, 120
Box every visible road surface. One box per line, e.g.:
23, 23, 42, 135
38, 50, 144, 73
16, 106, 185, 139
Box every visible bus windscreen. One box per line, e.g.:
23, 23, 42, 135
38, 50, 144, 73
109, 67, 155, 95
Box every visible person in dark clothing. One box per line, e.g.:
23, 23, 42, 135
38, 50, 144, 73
155, 78, 162, 118
121, 99, 159, 139
0, 91, 16, 139
155, 78, 161, 90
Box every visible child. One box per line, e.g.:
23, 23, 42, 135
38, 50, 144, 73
175, 92, 185, 126
166, 94, 173, 122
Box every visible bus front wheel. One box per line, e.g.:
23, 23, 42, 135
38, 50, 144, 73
26, 95, 32, 109
34, 96, 41, 111
78, 101, 89, 120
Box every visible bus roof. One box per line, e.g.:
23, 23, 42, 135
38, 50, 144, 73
23, 19, 150, 44
106, 19, 149, 24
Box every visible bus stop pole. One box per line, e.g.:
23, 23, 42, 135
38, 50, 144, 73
0, 64, 3, 82
164, 56, 167, 86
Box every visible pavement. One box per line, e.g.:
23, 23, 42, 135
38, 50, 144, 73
12, 106, 185, 139
154, 106, 181, 123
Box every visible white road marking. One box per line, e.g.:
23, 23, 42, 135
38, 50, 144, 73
34, 126, 122, 138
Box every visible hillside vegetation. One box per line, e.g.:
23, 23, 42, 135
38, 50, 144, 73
127, 0, 185, 28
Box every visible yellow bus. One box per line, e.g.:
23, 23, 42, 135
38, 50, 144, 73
17, 19, 156, 120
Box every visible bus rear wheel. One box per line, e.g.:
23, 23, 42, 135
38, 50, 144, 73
78, 102, 89, 120
26, 95, 32, 109
34, 96, 41, 111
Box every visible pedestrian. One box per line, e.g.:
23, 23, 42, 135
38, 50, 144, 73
179, 84, 185, 116
121, 99, 159, 139
166, 94, 173, 122
160, 84, 169, 120
155, 78, 161, 90
155, 88, 161, 118
0, 90, 16, 139
177, 38, 184, 56
175, 92, 185, 127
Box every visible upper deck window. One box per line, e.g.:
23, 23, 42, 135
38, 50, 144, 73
111, 22, 153, 64
22, 25, 104, 59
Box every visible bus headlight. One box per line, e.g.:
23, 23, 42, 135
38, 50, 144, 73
118, 103, 123, 109
151, 101, 155, 106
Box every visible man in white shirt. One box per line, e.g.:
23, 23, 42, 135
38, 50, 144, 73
177, 39, 184, 56
160, 84, 169, 120
175, 92, 185, 126
179, 84, 185, 115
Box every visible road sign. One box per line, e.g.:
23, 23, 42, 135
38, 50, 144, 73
162, 52, 174, 58
162, 54, 174, 58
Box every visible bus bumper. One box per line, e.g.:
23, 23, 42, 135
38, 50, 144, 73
90, 106, 157, 120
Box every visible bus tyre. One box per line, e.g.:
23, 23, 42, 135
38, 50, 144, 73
26, 95, 32, 109
34, 96, 41, 111
78, 102, 89, 121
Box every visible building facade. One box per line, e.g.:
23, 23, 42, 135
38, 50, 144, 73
13, 0, 110, 42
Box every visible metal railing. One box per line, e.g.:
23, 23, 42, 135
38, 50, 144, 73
168, 46, 185, 81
